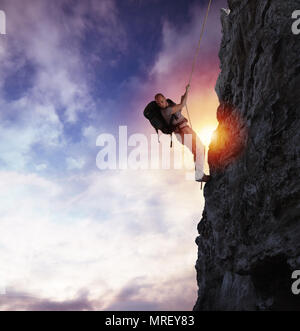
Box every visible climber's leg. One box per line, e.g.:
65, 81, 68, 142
175, 126, 205, 181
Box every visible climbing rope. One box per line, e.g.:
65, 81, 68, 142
185, 0, 213, 129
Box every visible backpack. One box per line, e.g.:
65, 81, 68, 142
143, 99, 176, 147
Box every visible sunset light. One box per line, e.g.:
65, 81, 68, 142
198, 126, 217, 147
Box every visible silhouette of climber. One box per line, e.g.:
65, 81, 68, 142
155, 85, 210, 183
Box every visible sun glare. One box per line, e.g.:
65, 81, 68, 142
198, 126, 217, 146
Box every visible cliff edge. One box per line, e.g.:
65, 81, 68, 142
194, 0, 300, 311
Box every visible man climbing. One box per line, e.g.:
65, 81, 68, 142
155, 85, 210, 183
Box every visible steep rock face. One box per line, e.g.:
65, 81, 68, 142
194, 0, 300, 311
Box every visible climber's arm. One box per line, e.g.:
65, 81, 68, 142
169, 85, 190, 114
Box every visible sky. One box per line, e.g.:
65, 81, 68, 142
0, 0, 227, 311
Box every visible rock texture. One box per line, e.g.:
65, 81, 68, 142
194, 0, 300, 311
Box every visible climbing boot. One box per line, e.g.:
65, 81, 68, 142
196, 174, 211, 183
196, 174, 211, 190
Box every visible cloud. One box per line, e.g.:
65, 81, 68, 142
150, 0, 225, 77
66, 157, 86, 170
0, 0, 126, 172
0, 0, 222, 311
0, 168, 203, 310
0, 289, 94, 311
122, 0, 226, 134
0, 96, 64, 170
0, 274, 197, 311
0, 271, 196, 311
105, 274, 197, 311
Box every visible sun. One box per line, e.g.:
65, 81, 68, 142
198, 126, 217, 147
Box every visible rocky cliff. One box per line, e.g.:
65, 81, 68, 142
194, 0, 300, 311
